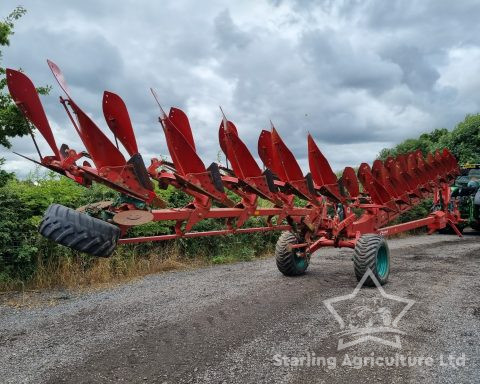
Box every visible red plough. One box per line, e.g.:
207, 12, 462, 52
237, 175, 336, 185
6, 61, 462, 285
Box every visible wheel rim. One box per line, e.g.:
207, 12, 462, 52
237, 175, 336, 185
376, 245, 389, 278
294, 251, 307, 270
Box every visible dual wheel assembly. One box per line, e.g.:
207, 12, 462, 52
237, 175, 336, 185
275, 231, 390, 286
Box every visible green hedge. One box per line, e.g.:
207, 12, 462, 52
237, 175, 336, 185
0, 170, 278, 286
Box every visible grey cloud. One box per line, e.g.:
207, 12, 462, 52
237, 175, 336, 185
380, 45, 439, 92
300, 29, 403, 94
2, 0, 480, 178
214, 9, 252, 50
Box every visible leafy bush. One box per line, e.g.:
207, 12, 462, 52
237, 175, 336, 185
0, 186, 39, 282
376, 113, 480, 226
378, 115, 480, 165
0, 169, 277, 289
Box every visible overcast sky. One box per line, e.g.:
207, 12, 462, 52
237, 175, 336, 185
1, 0, 480, 177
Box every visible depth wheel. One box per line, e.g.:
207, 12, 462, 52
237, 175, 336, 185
353, 234, 390, 286
275, 231, 309, 276
39, 204, 120, 257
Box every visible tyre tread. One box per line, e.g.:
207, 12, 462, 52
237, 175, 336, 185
275, 231, 309, 276
38, 204, 120, 257
353, 234, 389, 286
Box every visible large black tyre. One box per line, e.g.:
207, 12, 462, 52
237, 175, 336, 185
353, 234, 390, 286
39, 204, 120, 257
275, 231, 309, 276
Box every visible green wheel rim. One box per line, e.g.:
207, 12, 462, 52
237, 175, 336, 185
376, 245, 389, 278
294, 251, 307, 270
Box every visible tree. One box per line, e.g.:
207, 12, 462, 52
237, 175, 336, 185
0, 157, 13, 187
378, 117, 480, 165
0, 7, 50, 151
378, 128, 450, 160
446, 114, 480, 164
0, 6, 30, 149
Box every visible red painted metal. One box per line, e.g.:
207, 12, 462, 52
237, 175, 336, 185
397, 153, 422, 196
161, 110, 206, 175
358, 163, 396, 209
6, 69, 61, 159
148, 206, 312, 222
150, 89, 236, 208
372, 159, 399, 199
48, 60, 126, 169
103, 91, 139, 156
434, 150, 447, 177
341, 167, 359, 198
169, 107, 196, 151
6, 61, 463, 258
383, 157, 410, 202
307, 134, 342, 201
443, 148, 458, 174
426, 153, 439, 178
407, 152, 425, 189
258, 130, 283, 178
219, 117, 261, 179
218, 111, 238, 156
73, 104, 127, 168
8, 64, 164, 206
118, 224, 292, 244
270, 126, 304, 182
150, 88, 203, 176
218, 115, 288, 206
268, 125, 320, 204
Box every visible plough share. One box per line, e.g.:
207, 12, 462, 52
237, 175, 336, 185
6, 61, 462, 286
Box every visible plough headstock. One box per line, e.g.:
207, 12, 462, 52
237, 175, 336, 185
7, 60, 463, 286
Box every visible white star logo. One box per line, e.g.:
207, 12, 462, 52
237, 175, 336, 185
323, 269, 415, 350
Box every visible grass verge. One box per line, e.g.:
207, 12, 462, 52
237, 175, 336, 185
0, 241, 275, 296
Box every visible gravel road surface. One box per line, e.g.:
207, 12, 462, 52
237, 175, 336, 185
1, 232, 479, 383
